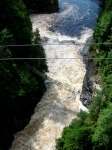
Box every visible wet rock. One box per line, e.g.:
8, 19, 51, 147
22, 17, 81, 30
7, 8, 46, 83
42, 36, 49, 43
45, 80, 51, 89
11, 9, 94, 149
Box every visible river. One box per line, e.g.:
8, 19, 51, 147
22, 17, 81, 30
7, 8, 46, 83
11, 0, 99, 149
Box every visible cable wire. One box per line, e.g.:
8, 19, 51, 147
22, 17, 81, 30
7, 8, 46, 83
0, 42, 112, 47
0, 43, 112, 60
0, 58, 112, 61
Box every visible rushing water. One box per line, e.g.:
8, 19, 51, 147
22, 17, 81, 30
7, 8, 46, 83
11, 1, 99, 149
50, 0, 99, 37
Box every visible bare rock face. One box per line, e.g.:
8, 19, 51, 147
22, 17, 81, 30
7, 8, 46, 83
11, 13, 90, 150
80, 56, 101, 106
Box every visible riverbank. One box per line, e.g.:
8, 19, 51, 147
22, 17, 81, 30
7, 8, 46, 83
10, 13, 93, 149
10, 0, 99, 148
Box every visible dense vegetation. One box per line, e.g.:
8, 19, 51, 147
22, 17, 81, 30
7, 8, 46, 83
56, 0, 112, 149
23, 0, 59, 13
0, 0, 52, 149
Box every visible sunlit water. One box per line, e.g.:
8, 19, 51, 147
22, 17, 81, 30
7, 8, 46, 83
11, 0, 99, 149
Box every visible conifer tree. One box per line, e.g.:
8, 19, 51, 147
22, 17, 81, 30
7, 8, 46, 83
0, 0, 48, 149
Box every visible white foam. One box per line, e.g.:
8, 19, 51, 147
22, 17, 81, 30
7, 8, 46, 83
79, 101, 89, 112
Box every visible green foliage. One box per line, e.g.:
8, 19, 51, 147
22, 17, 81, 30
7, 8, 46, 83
92, 104, 112, 149
56, 0, 112, 150
0, 28, 46, 149
0, 28, 15, 45
92, 0, 112, 104
56, 111, 93, 150
94, 11, 112, 50
0, 0, 32, 43
0, 0, 48, 149
88, 90, 106, 123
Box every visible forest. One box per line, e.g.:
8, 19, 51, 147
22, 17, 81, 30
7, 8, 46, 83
0, 0, 112, 149
0, 0, 58, 149
56, 0, 112, 149
23, 0, 59, 13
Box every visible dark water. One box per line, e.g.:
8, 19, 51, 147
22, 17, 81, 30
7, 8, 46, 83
50, 0, 99, 37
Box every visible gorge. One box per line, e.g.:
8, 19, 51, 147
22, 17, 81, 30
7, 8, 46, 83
10, 0, 99, 149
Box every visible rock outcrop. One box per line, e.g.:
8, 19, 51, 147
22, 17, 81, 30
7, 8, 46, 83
11, 13, 90, 150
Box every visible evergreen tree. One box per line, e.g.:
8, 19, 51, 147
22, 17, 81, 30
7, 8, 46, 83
0, 0, 48, 149
23, 0, 59, 13
92, 104, 112, 150
56, 111, 93, 150
56, 0, 112, 149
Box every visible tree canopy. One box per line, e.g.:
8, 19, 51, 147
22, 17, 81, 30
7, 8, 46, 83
23, 0, 59, 13
56, 0, 112, 149
0, 0, 48, 149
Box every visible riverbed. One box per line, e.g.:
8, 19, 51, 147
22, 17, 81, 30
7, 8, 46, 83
11, 0, 99, 149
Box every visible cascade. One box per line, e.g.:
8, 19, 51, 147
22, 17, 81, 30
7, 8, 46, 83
11, 0, 99, 149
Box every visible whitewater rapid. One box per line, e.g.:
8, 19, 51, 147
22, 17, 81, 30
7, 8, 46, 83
11, 0, 99, 149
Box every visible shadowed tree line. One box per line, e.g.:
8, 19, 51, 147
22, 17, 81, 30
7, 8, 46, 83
23, 0, 59, 13
56, 0, 112, 149
0, 0, 58, 149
